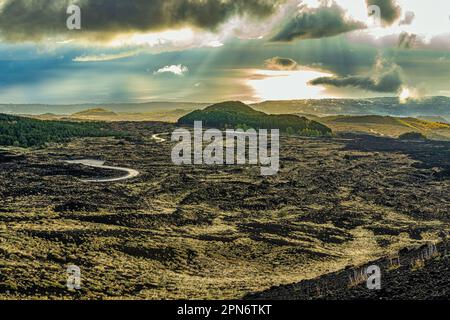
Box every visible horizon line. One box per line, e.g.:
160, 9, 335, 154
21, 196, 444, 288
1, 95, 449, 107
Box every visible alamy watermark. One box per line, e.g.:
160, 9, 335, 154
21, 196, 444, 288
349, 264, 381, 290
66, 265, 81, 291
366, 265, 381, 290
67, 4, 81, 30
171, 122, 280, 176
367, 5, 382, 28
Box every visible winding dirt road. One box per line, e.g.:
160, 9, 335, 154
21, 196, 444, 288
65, 159, 140, 183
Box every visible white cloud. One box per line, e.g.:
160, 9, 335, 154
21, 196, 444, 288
73, 50, 139, 62
153, 64, 189, 76
205, 40, 224, 48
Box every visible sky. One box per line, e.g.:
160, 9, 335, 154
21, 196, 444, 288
0, 0, 449, 105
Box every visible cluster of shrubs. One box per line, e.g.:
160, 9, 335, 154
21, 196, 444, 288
398, 132, 428, 141
286, 127, 330, 137
0, 114, 122, 148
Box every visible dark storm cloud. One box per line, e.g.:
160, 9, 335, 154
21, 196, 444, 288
0, 0, 285, 42
271, 2, 366, 42
310, 57, 403, 93
264, 57, 299, 70
366, 0, 401, 26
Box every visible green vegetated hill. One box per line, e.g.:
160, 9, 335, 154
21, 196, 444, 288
178, 101, 332, 136
0, 114, 120, 148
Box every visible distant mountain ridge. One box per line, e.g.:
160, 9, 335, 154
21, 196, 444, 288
252, 96, 450, 119
178, 101, 332, 136
0, 102, 210, 115
2, 97, 450, 118
417, 116, 449, 124
72, 108, 117, 117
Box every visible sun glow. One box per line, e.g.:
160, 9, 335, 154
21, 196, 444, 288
247, 68, 333, 101
399, 87, 411, 103
399, 86, 422, 104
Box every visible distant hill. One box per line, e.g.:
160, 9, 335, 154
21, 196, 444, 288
326, 115, 401, 125
72, 108, 118, 117
178, 101, 332, 136
32, 108, 194, 123
324, 115, 450, 129
315, 115, 450, 140
417, 116, 449, 124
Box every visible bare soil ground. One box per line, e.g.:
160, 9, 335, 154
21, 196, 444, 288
0, 122, 449, 299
